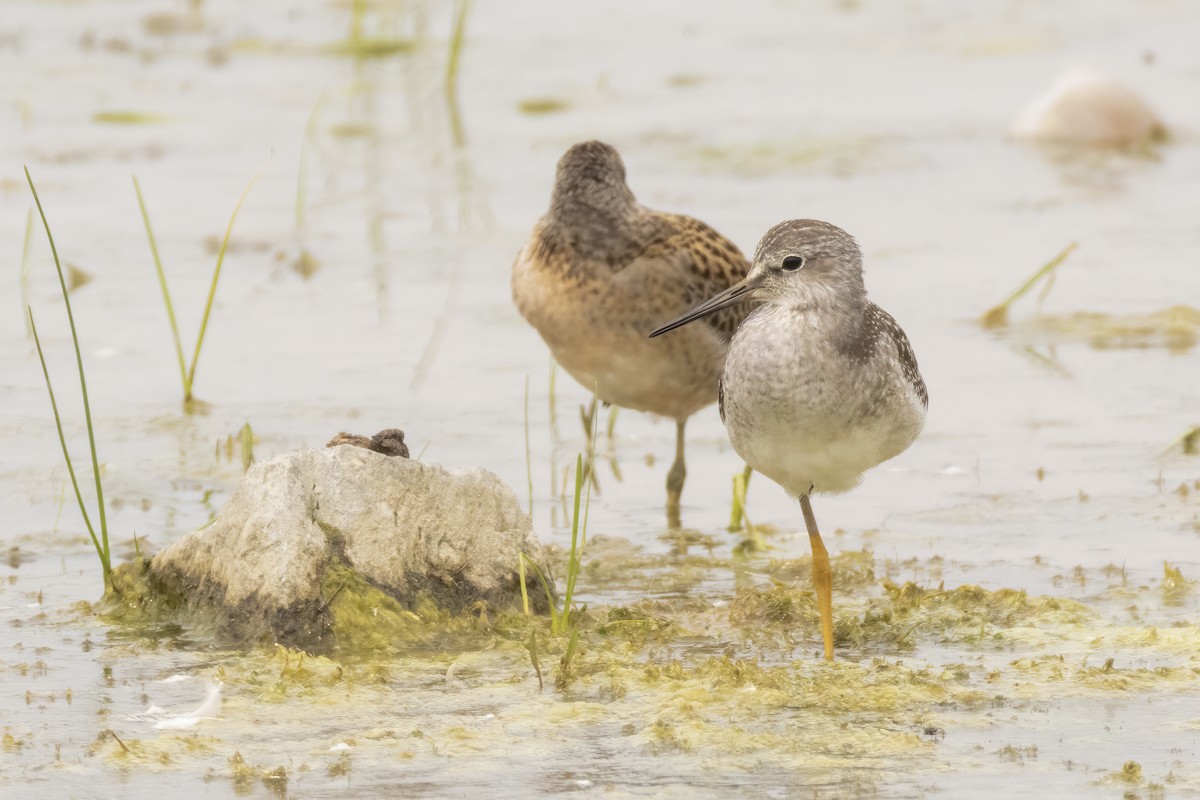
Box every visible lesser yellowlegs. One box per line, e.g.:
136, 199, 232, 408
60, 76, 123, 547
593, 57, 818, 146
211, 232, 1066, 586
650, 219, 928, 659
512, 141, 751, 525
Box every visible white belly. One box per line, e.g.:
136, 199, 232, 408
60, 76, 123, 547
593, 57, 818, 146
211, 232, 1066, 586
730, 411, 917, 495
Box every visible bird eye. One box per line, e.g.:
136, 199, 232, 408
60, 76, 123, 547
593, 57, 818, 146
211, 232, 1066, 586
781, 255, 805, 271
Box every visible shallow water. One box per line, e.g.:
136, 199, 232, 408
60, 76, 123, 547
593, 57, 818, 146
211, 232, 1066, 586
3, 0, 1200, 797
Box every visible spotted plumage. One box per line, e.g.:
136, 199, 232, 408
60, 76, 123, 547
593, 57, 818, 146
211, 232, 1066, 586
512, 140, 751, 522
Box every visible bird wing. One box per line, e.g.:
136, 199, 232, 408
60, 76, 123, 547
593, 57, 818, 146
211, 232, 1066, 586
869, 303, 929, 409
644, 213, 753, 343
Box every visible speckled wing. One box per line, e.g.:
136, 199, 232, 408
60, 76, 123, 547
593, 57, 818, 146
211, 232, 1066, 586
869, 303, 929, 408
646, 213, 753, 344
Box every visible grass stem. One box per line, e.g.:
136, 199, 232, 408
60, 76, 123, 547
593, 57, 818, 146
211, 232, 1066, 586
524, 375, 534, 515
444, 0, 471, 146
28, 308, 106, 577
981, 242, 1078, 329
187, 173, 261, 398
728, 464, 753, 531
518, 553, 531, 616
25, 167, 112, 587
133, 176, 189, 395
20, 209, 35, 336
445, 0, 470, 96
136, 172, 259, 406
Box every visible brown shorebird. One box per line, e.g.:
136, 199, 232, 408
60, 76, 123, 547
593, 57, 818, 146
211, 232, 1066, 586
512, 141, 751, 526
651, 220, 928, 659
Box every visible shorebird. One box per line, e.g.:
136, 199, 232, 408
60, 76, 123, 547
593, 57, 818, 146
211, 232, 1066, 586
650, 219, 928, 660
512, 141, 751, 526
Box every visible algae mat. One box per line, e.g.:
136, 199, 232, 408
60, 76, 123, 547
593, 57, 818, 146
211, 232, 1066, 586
6, 545, 1198, 798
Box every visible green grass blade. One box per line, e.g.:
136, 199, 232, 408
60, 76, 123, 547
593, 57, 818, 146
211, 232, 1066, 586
728, 464, 753, 531
526, 630, 543, 691
547, 359, 558, 495
518, 552, 531, 616
562, 454, 584, 621
524, 375, 534, 515
521, 553, 560, 632
133, 176, 190, 396
349, 0, 365, 42
26, 167, 111, 582
560, 625, 579, 672
186, 171, 261, 397
238, 421, 255, 472
444, 0, 472, 146
295, 91, 330, 244
980, 242, 1077, 329
27, 308, 106, 572
581, 391, 598, 547
445, 0, 470, 95
21, 208, 35, 336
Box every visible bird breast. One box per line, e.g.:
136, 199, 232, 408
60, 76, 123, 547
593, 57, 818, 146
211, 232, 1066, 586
720, 303, 925, 496
512, 239, 730, 420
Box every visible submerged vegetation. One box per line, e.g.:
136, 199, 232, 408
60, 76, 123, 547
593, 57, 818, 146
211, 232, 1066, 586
1019, 305, 1200, 351
980, 241, 1078, 329
981, 242, 1200, 351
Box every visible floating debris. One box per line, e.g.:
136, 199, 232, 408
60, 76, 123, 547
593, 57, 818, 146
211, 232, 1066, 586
92, 111, 172, 125
1161, 425, 1200, 456
154, 683, 222, 730
1013, 305, 1200, 352
157, 674, 192, 684
126, 683, 222, 730
322, 38, 415, 58
517, 98, 570, 115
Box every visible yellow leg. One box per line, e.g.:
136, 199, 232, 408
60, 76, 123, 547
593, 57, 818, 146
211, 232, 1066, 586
665, 419, 686, 529
800, 493, 834, 661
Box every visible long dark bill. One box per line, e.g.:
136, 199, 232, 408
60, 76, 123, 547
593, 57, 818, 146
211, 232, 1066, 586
648, 278, 758, 338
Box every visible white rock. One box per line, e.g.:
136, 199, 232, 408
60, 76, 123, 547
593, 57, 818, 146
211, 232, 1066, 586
1012, 70, 1165, 146
149, 446, 548, 645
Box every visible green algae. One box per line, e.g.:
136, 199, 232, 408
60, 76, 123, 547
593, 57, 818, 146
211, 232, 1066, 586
319, 561, 540, 656
92, 111, 172, 125
979, 241, 1200, 351
97, 539, 547, 652
517, 98, 570, 115
99, 558, 189, 624
1161, 561, 1194, 606
1016, 305, 1200, 352
54, 551, 1200, 800
94, 730, 221, 769
320, 563, 428, 653
73, 545, 1200, 796
844, 581, 1093, 650
597, 605, 677, 645
689, 136, 896, 177
246, 647, 350, 701
321, 38, 415, 58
